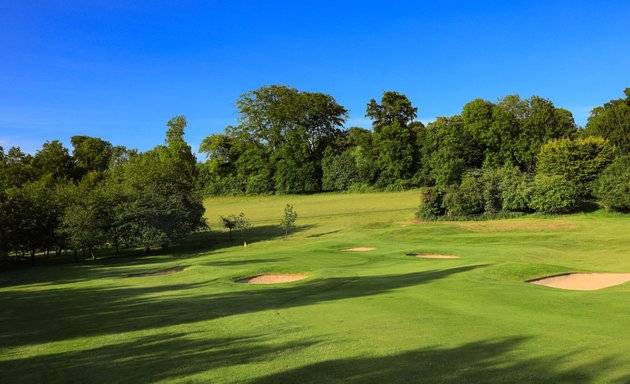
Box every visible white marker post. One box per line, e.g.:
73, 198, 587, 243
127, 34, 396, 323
244, 241, 247, 259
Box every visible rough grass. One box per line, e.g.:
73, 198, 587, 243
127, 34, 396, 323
1, 190, 630, 383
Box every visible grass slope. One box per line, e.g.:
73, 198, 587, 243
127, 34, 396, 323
2, 190, 630, 383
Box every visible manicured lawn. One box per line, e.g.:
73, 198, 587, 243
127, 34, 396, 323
1, 190, 630, 383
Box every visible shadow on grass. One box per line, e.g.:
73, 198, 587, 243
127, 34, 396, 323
0, 224, 314, 288
0, 266, 480, 348
250, 337, 623, 384
0, 332, 320, 384
0, 333, 624, 383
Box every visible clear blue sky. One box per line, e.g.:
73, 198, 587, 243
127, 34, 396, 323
2, 1, 629, 155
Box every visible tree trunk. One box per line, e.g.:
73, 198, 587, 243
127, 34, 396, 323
74, 250, 78, 263
144, 245, 150, 254
114, 238, 119, 255
229, 228, 232, 240
30, 248, 36, 266
89, 248, 96, 260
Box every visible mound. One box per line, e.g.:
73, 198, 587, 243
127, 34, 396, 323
341, 247, 376, 252
407, 253, 460, 259
129, 266, 185, 277
235, 274, 309, 284
529, 273, 630, 291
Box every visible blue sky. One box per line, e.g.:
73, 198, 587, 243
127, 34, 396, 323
1, 1, 629, 155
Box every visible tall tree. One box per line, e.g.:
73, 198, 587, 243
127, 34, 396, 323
31, 140, 75, 181
586, 88, 630, 154
71, 136, 114, 177
366, 91, 419, 184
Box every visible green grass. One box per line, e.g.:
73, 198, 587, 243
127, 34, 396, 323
2, 190, 630, 383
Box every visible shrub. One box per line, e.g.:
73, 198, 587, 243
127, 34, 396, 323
497, 166, 533, 212
594, 156, 630, 212
443, 171, 485, 216
529, 175, 579, 213
537, 136, 617, 197
417, 188, 446, 220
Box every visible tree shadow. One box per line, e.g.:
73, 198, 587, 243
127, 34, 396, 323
250, 337, 623, 384
0, 266, 480, 348
0, 224, 314, 288
0, 332, 320, 384
306, 230, 341, 238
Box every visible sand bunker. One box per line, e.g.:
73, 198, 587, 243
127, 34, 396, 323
529, 273, 630, 291
407, 253, 460, 259
129, 266, 185, 277
235, 274, 310, 284
341, 247, 376, 252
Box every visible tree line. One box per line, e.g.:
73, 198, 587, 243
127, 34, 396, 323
2, 86, 629, 263
0, 116, 205, 264
199, 86, 630, 216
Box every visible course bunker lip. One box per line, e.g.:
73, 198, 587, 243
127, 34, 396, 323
341, 247, 376, 252
235, 274, 310, 284
407, 253, 460, 259
528, 273, 630, 291
129, 266, 185, 277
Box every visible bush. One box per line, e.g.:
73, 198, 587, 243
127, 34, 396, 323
529, 175, 579, 213
417, 188, 445, 220
496, 166, 533, 212
594, 156, 630, 212
537, 136, 617, 197
384, 179, 414, 192
442, 171, 485, 216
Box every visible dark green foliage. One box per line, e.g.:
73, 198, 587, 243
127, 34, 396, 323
367, 91, 419, 185
321, 148, 360, 191
594, 156, 630, 212
71, 136, 114, 177
199, 85, 348, 195
497, 167, 533, 212
443, 172, 485, 217
31, 140, 75, 181
537, 136, 617, 197
585, 88, 630, 154
426, 116, 483, 188
529, 175, 579, 214
417, 188, 446, 220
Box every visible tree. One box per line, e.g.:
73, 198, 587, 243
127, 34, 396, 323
220, 215, 237, 240
280, 204, 298, 238
31, 140, 75, 181
71, 136, 114, 178
234, 212, 251, 241
594, 156, 630, 212
537, 136, 617, 197
367, 91, 419, 185
586, 88, 630, 154
117, 116, 206, 251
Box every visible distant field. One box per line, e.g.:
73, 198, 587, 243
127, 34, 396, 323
2, 191, 630, 383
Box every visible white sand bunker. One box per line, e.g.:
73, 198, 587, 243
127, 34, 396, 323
341, 247, 376, 252
235, 274, 310, 284
407, 253, 460, 259
529, 273, 630, 291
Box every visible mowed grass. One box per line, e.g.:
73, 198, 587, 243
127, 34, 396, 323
2, 190, 630, 383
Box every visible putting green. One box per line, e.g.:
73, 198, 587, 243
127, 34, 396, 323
1, 190, 630, 383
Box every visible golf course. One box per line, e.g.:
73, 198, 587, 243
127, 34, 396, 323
1, 190, 629, 383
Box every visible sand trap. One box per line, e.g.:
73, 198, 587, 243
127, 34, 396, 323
235, 274, 309, 284
129, 266, 185, 277
529, 273, 630, 291
341, 247, 376, 252
407, 253, 460, 259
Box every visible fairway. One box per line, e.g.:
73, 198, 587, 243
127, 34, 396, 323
2, 190, 630, 383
